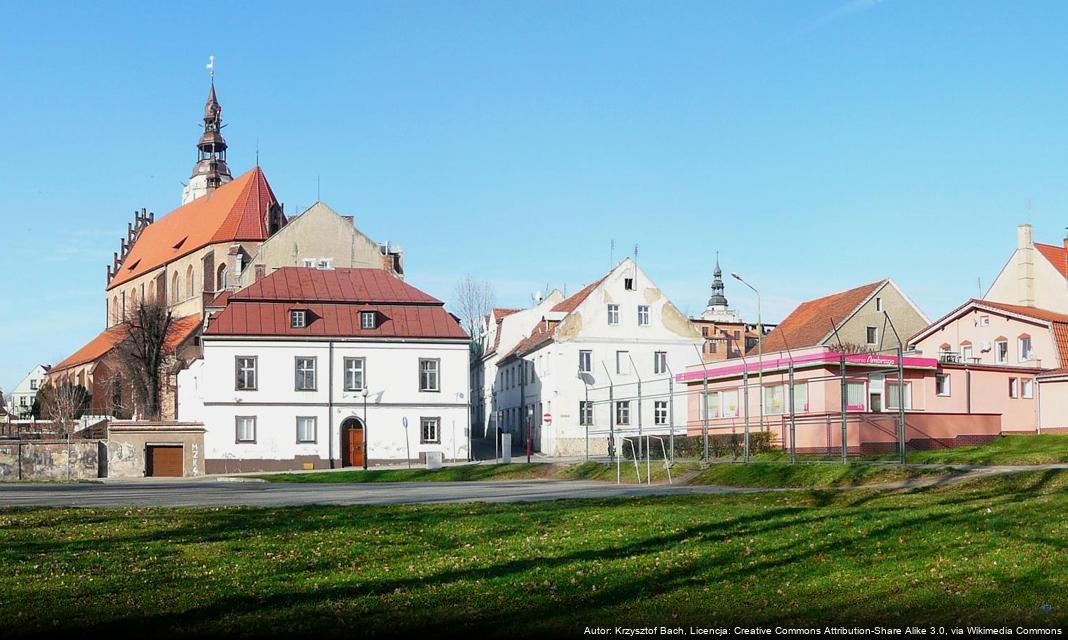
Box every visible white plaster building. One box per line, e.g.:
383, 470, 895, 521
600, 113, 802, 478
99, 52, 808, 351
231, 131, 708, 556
8, 365, 49, 419
177, 267, 470, 473
484, 258, 703, 456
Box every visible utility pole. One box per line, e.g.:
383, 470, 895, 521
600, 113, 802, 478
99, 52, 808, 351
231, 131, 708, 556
692, 343, 711, 463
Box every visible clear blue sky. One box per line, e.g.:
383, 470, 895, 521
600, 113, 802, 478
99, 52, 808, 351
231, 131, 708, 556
3, 0, 1068, 391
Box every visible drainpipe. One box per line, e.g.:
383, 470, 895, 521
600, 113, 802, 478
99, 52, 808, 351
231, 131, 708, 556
328, 341, 335, 468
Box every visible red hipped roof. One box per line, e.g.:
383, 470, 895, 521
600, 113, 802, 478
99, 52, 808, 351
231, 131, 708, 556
205, 268, 466, 340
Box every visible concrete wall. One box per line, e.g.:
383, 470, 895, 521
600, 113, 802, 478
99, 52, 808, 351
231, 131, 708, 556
0, 441, 102, 481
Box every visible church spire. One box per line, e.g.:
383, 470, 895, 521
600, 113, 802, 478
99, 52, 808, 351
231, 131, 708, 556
707, 252, 728, 308
182, 56, 233, 204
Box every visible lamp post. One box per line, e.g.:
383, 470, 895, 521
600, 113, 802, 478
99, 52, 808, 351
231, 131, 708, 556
361, 388, 369, 471
732, 272, 763, 438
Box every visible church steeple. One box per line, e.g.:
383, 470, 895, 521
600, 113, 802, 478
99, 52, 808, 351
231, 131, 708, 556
182, 57, 233, 204
707, 253, 728, 308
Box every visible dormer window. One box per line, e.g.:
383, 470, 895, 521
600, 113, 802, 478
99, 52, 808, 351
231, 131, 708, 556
317, 258, 333, 270
360, 311, 376, 330
291, 310, 307, 329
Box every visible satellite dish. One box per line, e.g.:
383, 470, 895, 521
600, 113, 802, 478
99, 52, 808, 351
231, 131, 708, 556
532, 290, 544, 303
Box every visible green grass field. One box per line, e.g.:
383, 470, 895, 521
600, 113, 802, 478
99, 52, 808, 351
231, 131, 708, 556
2, 471, 1067, 635
899, 434, 1068, 465
690, 462, 952, 488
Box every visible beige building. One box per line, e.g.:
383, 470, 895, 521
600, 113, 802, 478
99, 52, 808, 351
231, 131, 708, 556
237, 201, 403, 288
985, 224, 1068, 314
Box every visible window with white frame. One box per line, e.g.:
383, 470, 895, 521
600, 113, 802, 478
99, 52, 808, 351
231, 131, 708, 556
788, 382, 809, 413
638, 305, 650, 327
360, 311, 376, 330
616, 351, 630, 375
29, 380, 38, 391
995, 340, 1008, 364
654, 351, 668, 375
235, 356, 257, 390
295, 357, 317, 391
1022, 378, 1034, 399
302, 258, 315, 268
1009, 377, 1019, 399
886, 382, 912, 410
420, 417, 441, 443
290, 310, 307, 328
866, 326, 878, 345
703, 389, 739, 419
607, 304, 620, 325
579, 401, 594, 426
762, 385, 785, 415
615, 401, 630, 425
979, 316, 990, 326
846, 381, 866, 410
936, 374, 951, 397
1018, 335, 1033, 361
296, 416, 317, 443
579, 350, 592, 373
961, 344, 973, 361
344, 357, 365, 391
317, 258, 333, 270
654, 400, 668, 425
419, 359, 440, 392
235, 416, 256, 443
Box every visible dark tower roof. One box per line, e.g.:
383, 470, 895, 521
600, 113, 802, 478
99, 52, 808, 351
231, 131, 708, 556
190, 78, 232, 185
707, 253, 728, 307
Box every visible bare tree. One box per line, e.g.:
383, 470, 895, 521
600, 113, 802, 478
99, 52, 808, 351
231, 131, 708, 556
453, 275, 496, 340
40, 380, 90, 438
112, 299, 175, 420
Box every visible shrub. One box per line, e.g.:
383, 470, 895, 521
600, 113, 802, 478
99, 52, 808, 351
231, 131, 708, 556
621, 431, 775, 460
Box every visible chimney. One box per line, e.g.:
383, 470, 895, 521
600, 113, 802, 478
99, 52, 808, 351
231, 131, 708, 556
1017, 224, 1035, 307
1063, 227, 1068, 251
1017, 223, 1033, 249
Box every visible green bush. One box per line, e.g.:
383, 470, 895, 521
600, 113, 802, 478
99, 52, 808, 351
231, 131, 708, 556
621, 432, 775, 460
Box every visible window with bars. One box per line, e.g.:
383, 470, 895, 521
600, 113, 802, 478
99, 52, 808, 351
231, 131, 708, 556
420, 417, 441, 444
235, 357, 257, 390
344, 357, 365, 391
295, 357, 317, 391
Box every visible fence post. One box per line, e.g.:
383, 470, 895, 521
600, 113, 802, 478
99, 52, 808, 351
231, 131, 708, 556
840, 353, 848, 463
789, 361, 797, 465
897, 345, 906, 465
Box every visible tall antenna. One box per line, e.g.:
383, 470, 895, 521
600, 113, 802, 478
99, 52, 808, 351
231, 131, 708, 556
255, 138, 260, 167
317, 175, 321, 202
610, 239, 615, 267
977, 277, 982, 299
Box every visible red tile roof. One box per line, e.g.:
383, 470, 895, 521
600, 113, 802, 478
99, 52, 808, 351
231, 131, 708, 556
50, 315, 202, 373
1035, 243, 1068, 280
232, 267, 441, 304
492, 308, 521, 321
552, 277, 607, 313
754, 280, 886, 354
500, 320, 556, 361
204, 268, 466, 340
108, 168, 281, 290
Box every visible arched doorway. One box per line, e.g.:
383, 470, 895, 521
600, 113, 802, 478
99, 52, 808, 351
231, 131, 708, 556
341, 417, 365, 467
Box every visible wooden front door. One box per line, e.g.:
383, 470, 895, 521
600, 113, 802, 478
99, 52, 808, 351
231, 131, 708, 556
147, 446, 183, 477
344, 424, 365, 467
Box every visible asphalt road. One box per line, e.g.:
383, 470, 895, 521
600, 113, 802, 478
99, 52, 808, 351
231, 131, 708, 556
0, 478, 760, 508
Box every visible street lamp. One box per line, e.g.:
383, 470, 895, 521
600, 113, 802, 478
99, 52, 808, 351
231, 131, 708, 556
732, 273, 763, 444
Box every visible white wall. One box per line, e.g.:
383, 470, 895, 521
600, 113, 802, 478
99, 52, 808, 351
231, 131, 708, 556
8, 365, 47, 417
178, 338, 470, 471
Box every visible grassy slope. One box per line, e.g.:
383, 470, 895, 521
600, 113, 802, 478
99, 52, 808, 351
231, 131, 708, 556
901, 434, 1068, 465
3, 471, 1068, 634
255, 463, 563, 484
690, 462, 951, 488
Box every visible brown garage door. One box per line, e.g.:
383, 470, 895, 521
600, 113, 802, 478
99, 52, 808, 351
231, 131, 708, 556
147, 446, 184, 477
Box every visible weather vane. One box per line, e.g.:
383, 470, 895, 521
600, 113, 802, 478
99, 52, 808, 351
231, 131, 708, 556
207, 55, 215, 79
